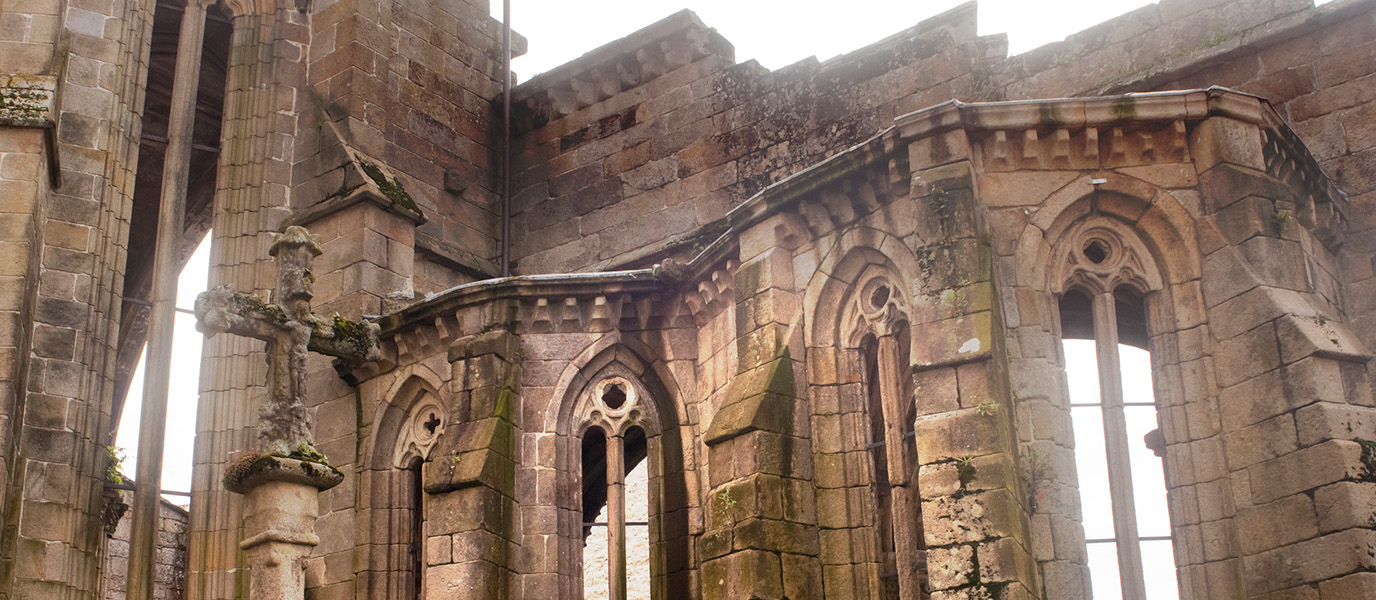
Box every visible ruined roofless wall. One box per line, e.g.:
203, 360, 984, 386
505, 0, 1376, 281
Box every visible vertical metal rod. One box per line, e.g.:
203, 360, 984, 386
500, 0, 512, 277
127, 1, 205, 598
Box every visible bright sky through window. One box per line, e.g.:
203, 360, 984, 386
1066, 339, 1178, 600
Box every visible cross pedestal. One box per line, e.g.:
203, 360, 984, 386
194, 226, 380, 600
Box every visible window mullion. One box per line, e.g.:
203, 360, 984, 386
607, 432, 627, 600
1092, 291, 1149, 600
876, 333, 923, 596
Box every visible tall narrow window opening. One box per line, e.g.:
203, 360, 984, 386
863, 336, 899, 599
406, 457, 425, 599
582, 426, 610, 599
580, 379, 653, 600
852, 272, 924, 598
1060, 286, 1176, 600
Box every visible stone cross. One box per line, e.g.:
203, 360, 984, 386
193, 225, 380, 600
195, 225, 380, 457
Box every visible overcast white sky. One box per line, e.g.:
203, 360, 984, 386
119, 1, 1208, 594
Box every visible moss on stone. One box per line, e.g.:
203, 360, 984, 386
290, 443, 329, 465
325, 313, 376, 356
359, 160, 422, 215
239, 293, 290, 323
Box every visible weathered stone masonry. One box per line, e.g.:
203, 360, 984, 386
0, 0, 1374, 598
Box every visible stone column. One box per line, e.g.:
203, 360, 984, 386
875, 333, 925, 596
606, 431, 627, 600
227, 459, 343, 600
187, 0, 310, 595
128, 0, 209, 596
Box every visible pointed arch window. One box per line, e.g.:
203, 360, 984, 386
392, 395, 446, 599
1056, 227, 1177, 600
850, 271, 925, 597
580, 379, 653, 600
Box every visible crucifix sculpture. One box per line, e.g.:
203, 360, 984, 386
194, 225, 380, 600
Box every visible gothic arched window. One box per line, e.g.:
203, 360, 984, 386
391, 393, 446, 599
848, 270, 925, 598
579, 378, 654, 600
1055, 225, 1176, 600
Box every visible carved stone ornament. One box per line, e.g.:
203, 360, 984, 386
577, 377, 646, 437
1052, 220, 1163, 296
843, 265, 911, 344
393, 397, 447, 468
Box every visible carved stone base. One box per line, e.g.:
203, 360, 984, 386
239, 479, 324, 600
225, 455, 342, 600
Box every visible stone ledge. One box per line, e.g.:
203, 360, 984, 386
0, 74, 60, 186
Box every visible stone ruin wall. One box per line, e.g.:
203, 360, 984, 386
485, 2, 1376, 599
100, 492, 189, 600
0, 0, 1354, 596
293, 0, 526, 301
504, 0, 1375, 352
0, 0, 167, 586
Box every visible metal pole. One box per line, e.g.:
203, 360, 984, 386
127, 0, 206, 597
500, 0, 512, 277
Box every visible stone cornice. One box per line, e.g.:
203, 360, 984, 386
365, 89, 1352, 379
0, 74, 60, 186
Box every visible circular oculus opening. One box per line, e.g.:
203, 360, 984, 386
868, 284, 891, 310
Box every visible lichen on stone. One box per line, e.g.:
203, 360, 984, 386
359, 160, 422, 216
1357, 438, 1376, 483
238, 292, 290, 323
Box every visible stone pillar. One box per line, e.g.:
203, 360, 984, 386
420, 330, 521, 600
907, 156, 1039, 600
187, 0, 310, 595
701, 221, 821, 600
225, 458, 343, 600
875, 332, 925, 596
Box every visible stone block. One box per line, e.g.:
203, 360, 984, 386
909, 311, 995, 370
1190, 116, 1266, 172
426, 560, 504, 600
1320, 572, 1376, 600
1275, 314, 1369, 366
1312, 481, 1376, 534
1222, 413, 1298, 469
1213, 322, 1279, 388
922, 488, 1023, 547
1242, 529, 1376, 595
926, 543, 974, 591
1237, 493, 1318, 555
731, 517, 819, 556
913, 407, 1009, 466
1197, 162, 1291, 214
977, 171, 1079, 208
780, 553, 823, 600
1246, 440, 1363, 505
700, 549, 784, 600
